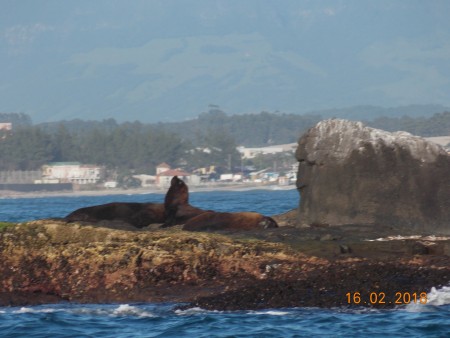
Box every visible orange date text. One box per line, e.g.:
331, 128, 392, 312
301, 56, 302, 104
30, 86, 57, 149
345, 292, 427, 305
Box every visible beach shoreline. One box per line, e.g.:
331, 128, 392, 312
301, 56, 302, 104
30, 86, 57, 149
0, 183, 296, 199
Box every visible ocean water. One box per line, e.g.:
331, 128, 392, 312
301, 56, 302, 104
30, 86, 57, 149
1, 189, 449, 337
0, 188, 298, 223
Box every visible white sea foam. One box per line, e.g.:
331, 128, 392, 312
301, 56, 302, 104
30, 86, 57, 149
72, 307, 110, 316
406, 285, 450, 312
366, 235, 450, 242
112, 304, 155, 318
250, 310, 290, 316
13, 307, 57, 314
175, 307, 222, 315
67, 304, 155, 317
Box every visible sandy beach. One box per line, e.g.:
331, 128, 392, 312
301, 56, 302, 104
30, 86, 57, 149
0, 182, 296, 199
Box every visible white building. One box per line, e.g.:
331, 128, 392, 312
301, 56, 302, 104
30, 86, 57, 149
132, 174, 156, 187
0, 123, 12, 131
237, 143, 297, 159
42, 162, 104, 184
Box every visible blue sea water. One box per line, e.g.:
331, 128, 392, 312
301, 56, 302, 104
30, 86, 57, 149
0, 188, 298, 223
1, 189, 450, 337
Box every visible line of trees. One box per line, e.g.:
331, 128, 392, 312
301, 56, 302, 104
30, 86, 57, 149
0, 122, 241, 173
33, 108, 450, 147
366, 112, 450, 137
1, 109, 449, 172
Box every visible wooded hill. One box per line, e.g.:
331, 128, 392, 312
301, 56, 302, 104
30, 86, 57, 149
0, 109, 449, 173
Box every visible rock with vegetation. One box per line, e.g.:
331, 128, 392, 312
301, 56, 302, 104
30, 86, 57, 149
1, 219, 449, 310
0, 220, 297, 306
296, 119, 450, 234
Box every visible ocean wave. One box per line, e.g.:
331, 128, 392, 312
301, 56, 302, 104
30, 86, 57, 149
248, 310, 291, 316
73, 304, 157, 318
1, 303, 449, 336
13, 307, 58, 314
6, 304, 157, 318
112, 304, 155, 318
366, 235, 450, 242
406, 284, 450, 312
174, 307, 223, 316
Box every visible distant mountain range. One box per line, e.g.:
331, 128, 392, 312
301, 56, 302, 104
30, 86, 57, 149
1, 1, 449, 122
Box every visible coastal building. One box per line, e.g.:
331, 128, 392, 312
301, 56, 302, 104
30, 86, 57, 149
42, 162, 104, 184
154, 163, 200, 187
237, 143, 297, 159
0, 123, 12, 131
193, 166, 216, 175
104, 181, 118, 188
156, 162, 171, 175
219, 173, 242, 182
157, 169, 193, 187
132, 174, 156, 187
278, 176, 290, 186
0, 122, 12, 139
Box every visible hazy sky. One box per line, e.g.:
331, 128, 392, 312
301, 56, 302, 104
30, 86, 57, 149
1, 0, 449, 122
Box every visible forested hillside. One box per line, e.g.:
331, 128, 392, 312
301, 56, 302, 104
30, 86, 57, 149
0, 109, 449, 172
367, 112, 450, 137
0, 118, 241, 173
34, 109, 450, 145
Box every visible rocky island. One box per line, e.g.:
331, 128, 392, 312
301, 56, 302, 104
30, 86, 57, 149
1, 119, 449, 310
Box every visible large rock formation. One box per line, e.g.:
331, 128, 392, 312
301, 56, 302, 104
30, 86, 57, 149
0, 220, 293, 306
1, 220, 449, 309
296, 119, 450, 234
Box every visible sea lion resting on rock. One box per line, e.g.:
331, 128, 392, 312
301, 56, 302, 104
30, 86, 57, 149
65, 176, 277, 231
161, 176, 207, 227
182, 211, 278, 232
65, 176, 204, 228
64, 202, 165, 228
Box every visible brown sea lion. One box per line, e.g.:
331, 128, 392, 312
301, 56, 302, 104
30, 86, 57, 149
164, 176, 189, 209
182, 211, 278, 232
64, 202, 165, 228
161, 176, 207, 227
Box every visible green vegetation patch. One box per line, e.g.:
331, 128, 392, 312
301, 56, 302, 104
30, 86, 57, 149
0, 222, 15, 232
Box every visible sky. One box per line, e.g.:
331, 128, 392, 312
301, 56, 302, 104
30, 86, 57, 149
1, 0, 450, 123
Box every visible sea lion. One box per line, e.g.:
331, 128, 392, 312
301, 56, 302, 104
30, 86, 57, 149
163, 175, 189, 223
182, 211, 278, 232
64, 202, 165, 228
161, 176, 207, 227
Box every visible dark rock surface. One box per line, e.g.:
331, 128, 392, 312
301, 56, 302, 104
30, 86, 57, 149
1, 219, 449, 310
187, 259, 450, 310
296, 119, 450, 234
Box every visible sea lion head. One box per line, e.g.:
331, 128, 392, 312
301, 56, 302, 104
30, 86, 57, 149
170, 175, 182, 186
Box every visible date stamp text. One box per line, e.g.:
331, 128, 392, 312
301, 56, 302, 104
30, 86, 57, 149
346, 292, 427, 305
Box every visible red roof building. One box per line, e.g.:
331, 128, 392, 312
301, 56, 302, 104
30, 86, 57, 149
156, 169, 192, 187
156, 162, 171, 175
